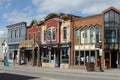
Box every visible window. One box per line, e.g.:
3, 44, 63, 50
52, 28, 56, 40
28, 34, 31, 40
11, 31, 12, 39
19, 29, 22, 37
44, 30, 46, 41
15, 30, 17, 38
34, 33, 36, 41
63, 27, 67, 39
96, 26, 101, 43
80, 51, 84, 65
75, 29, 80, 38
62, 48, 69, 63
90, 27, 95, 43
47, 29, 51, 40
43, 48, 49, 63
38, 32, 40, 41
75, 51, 79, 65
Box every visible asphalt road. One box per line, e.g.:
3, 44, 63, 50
0, 65, 120, 80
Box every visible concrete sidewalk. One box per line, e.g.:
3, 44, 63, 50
0, 64, 120, 77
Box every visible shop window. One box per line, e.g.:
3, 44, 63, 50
43, 49, 49, 63
80, 51, 84, 65
51, 49, 54, 63
62, 49, 69, 63
85, 51, 89, 64
75, 51, 79, 65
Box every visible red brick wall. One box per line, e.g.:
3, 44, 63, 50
45, 20, 60, 43
27, 24, 41, 41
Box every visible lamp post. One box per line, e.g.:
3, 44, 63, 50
99, 40, 104, 72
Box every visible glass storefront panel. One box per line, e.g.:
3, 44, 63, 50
80, 51, 84, 65
104, 10, 120, 50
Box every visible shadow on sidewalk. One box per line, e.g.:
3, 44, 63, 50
0, 73, 39, 80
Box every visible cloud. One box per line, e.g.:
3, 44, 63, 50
32, 0, 120, 15
2, 9, 47, 26
0, 29, 6, 38
2, 0, 120, 27
0, 0, 11, 9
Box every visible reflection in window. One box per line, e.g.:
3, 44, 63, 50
80, 51, 84, 65
104, 10, 120, 50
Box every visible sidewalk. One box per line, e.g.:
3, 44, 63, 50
0, 63, 120, 77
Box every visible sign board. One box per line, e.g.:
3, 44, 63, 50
99, 49, 102, 56
95, 43, 100, 48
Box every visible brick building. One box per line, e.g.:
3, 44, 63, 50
73, 7, 120, 70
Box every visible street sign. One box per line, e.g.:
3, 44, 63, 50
99, 49, 102, 56
95, 43, 100, 48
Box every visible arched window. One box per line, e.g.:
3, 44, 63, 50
52, 28, 56, 40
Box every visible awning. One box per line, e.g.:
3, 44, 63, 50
41, 42, 71, 46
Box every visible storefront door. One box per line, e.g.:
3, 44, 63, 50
55, 49, 60, 67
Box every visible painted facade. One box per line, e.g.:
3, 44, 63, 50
6, 22, 27, 63
41, 13, 79, 68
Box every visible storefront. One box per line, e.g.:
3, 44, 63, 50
41, 42, 71, 68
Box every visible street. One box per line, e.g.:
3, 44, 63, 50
0, 65, 120, 80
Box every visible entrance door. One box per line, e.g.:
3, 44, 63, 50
55, 49, 60, 67
111, 52, 117, 68
105, 52, 110, 68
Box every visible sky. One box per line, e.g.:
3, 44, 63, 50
0, 0, 120, 37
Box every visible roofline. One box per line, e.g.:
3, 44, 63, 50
74, 14, 101, 21
6, 22, 27, 28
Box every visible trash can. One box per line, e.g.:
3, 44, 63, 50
86, 62, 95, 71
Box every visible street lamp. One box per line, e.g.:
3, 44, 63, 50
99, 40, 104, 72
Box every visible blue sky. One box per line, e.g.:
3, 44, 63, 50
0, 0, 120, 37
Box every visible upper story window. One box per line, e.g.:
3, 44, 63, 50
11, 31, 12, 39
75, 29, 80, 38
38, 32, 40, 41
52, 28, 56, 40
104, 10, 120, 28
44, 30, 46, 41
15, 30, 17, 38
63, 27, 67, 39
47, 27, 57, 41
47, 29, 51, 40
19, 29, 22, 37
34, 33, 36, 41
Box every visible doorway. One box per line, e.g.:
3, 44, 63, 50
111, 51, 117, 68
105, 52, 110, 68
55, 49, 60, 67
